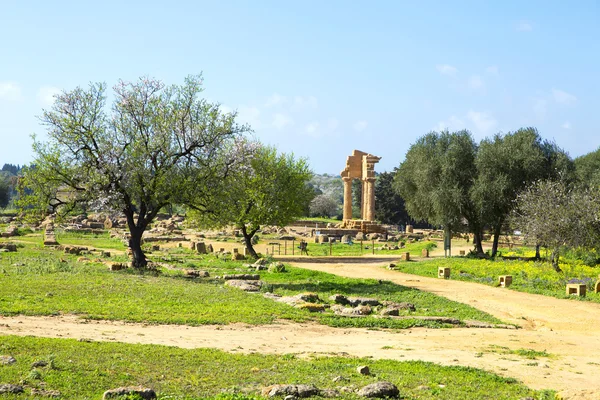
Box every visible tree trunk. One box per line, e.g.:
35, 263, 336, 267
473, 231, 484, 254
241, 225, 259, 259
129, 227, 147, 269
550, 249, 562, 272
491, 223, 502, 257
535, 244, 541, 260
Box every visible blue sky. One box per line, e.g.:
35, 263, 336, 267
1, 0, 598, 173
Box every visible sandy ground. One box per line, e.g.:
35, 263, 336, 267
3, 240, 600, 398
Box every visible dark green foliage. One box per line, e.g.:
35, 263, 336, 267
574, 146, 600, 188
374, 170, 413, 225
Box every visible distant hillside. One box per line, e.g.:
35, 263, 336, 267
309, 173, 343, 202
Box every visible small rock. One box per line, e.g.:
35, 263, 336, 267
0, 356, 16, 365
357, 381, 399, 398
347, 297, 380, 307
332, 376, 347, 382
329, 294, 349, 305
102, 386, 156, 399
320, 388, 339, 398
31, 388, 61, 397
31, 360, 48, 368
0, 384, 24, 394
357, 365, 370, 375
225, 280, 263, 292
284, 395, 297, 400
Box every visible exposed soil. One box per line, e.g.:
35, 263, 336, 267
3, 243, 600, 398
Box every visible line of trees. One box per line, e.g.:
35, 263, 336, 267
18, 75, 315, 268
393, 128, 575, 257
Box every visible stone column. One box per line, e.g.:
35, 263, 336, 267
365, 178, 376, 221
342, 177, 353, 221
361, 180, 367, 220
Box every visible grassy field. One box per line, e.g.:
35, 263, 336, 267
0, 237, 502, 329
0, 335, 554, 399
264, 239, 437, 257
392, 250, 600, 302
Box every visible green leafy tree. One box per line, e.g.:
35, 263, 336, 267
472, 128, 573, 256
513, 180, 600, 271
394, 130, 483, 252
0, 176, 9, 209
374, 170, 412, 225
574, 147, 600, 188
191, 145, 313, 258
309, 194, 340, 218
18, 75, 249, 268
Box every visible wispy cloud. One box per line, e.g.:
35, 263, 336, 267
435, 116, 465, 132
552, 89, 577, 105
436, 64, 458, 77
353, 120, 368, 132
265, 93, 287, 107
37, 86, 61, 106
0, 81, 22, 101
468, 75, 484, 90
516, 21, 533, 32
293, 95, 318, 109
272, 113, 293, 130
304, 122, 320, 137
467, 110, 497, 135
562, 121, 572, 130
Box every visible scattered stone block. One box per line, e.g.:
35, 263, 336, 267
262, 384, 319, 398
31, 388, 61, 397
0, 384, 24, 394
106, 262, 128, 271
402, 252, 410, 261
347, 297, 380, 307
405, 225, 413, 233
189, 241, 196, 250
499, 275, 512, 287
296, 303, 326, 312
225, 280, 262, 292
102, 386, 156, 400
357, 381, 399, 398
268, 262, 286, 273
0, 243, 17, 252
0, 355, 16, 365
207, 244, 214, 252
357, 365, 370, 375
566, 283, 586, 297
223, 274, 260, 280
438, 267, 450, 279
421, 248, 429, 258
595, 280, 600, 294
329, 294, 350, 305
387, 263, 396, 270
196, 242, 207, 254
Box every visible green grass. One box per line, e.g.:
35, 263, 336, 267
278, 240, 437, 257
0, 241, 502, 329
390, 254, 600, 303
0, 335, 554, 399
486, 345, 552, 360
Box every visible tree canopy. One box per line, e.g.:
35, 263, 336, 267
190, 145, 313, 258
19, 75, 249, 267
513, 180, 600, 271
394, 128, 573, 256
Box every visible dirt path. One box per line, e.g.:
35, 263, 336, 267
2, 254, 600, 398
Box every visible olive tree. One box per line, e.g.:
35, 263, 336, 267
394, 130, 484, 252
309, 194, 339, 218
19, 75, 249, 268
513, 179, 600, 271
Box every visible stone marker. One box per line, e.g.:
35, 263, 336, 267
402, 252, 410, 261
406, 225, 414, 233
499, 275, 512, 287
438, 267, 450, 279
421, 248, 429, 258
566, 283, 586, 297
595, 280, 600, 294
196, 242, 207, 254
357, 365, 370, 375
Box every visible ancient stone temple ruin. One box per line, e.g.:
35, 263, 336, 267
340, 150, 385, 233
